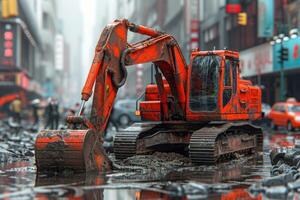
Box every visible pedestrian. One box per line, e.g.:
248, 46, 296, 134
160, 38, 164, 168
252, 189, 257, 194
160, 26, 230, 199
44, 98, 53, 129
44, 98, 60, 129
31, 99, 40, 127
9, 96, 22, 124
52, 98, 60, 129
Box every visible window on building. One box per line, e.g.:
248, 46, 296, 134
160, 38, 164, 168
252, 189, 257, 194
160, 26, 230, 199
43, 12, 50, 30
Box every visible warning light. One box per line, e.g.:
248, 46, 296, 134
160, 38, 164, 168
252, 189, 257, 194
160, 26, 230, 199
135, 110, 141, 116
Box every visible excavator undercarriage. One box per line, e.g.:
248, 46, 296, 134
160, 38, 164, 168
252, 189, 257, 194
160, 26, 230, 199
114, 122, 263, 164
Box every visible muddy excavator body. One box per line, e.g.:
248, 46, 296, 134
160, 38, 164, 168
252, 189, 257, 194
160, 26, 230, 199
35, 19, 262, 173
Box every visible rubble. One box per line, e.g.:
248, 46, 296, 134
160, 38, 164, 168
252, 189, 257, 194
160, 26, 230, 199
0, 121, 36, 164
249, 147, 300, 198
261, 173, 293, 187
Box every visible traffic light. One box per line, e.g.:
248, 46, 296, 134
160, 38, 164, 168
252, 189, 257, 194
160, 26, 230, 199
278, 47, 289, 63
237, 12, 247, 26
1, 0, 19, 19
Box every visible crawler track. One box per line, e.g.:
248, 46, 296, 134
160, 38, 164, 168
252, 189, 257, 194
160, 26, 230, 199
189, 123, 263, 164
114, 131, 139, 160
114, 122, 263, 165
114, 123, 157, 159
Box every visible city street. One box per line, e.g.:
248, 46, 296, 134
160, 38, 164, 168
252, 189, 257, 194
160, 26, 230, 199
0, 121, 300, 199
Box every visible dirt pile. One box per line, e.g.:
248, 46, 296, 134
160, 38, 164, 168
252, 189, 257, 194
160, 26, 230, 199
120, 152, 193, 170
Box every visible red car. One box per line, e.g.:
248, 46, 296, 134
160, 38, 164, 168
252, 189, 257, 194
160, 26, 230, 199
268, 101, 300, 131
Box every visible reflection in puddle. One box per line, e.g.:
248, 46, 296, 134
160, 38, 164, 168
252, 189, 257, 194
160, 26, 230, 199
269, 131, 300, 149
0, 155, 269, 199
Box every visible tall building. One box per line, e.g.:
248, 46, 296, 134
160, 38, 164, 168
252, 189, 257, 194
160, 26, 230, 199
36, 0, 58, 99
0, 0, 43, 116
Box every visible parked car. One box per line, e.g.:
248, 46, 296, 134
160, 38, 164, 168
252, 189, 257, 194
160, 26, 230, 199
111, 99, 141, 128
268, 101, 300, 131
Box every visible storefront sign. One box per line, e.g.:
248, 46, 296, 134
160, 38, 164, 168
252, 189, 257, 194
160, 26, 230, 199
240, 43, 273, 77
273, 36, 300, 71
258, 0, 274, 38
0, 72, 30, 89
0, 22, 18, 68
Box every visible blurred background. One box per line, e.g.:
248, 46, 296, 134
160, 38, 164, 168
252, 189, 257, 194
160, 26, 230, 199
0, 0, 299, 128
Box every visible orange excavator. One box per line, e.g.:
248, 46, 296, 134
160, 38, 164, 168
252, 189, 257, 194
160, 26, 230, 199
35, 19, 263, 172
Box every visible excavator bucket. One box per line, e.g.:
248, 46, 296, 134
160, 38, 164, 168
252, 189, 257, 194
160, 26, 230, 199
35, 129, 111, 173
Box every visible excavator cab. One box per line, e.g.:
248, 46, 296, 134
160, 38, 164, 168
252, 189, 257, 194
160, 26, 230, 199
186, 50, 261, 122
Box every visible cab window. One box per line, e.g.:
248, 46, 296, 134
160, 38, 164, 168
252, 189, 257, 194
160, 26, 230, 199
223, 59, 232, 107
189, 55, 220, 112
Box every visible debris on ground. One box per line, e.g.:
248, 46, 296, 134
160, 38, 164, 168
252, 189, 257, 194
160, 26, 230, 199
0, 121, 36, 164
249, 147, 300, 199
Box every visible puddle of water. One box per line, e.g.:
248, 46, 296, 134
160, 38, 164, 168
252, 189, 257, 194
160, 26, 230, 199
0, 155, 269, 199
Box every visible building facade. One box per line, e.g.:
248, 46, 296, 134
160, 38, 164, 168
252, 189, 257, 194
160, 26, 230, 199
0, 0, 43, 115
200, 0, 300, 105
37, 0, 58, 99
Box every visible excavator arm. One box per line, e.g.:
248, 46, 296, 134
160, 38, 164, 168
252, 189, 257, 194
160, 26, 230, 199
81, 19, 188, 135
35, 19, 188, 173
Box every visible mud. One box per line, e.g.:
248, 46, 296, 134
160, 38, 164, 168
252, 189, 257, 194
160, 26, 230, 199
117, 152, 193, 169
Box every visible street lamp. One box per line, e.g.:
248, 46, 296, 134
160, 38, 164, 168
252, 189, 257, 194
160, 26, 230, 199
289, 28, 298, 39
270, 33, 289, 101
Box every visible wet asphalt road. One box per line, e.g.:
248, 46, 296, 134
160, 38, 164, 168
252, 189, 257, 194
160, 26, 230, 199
0, 120, 300, 199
